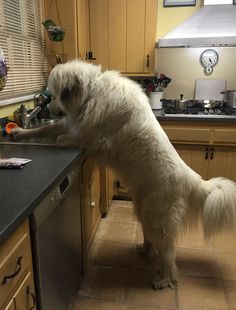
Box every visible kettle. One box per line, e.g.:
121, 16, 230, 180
221, 90, 236, 108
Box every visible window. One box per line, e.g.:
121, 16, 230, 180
0, 0, 48, 105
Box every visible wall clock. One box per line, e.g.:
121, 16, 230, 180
200, 49, 219, 75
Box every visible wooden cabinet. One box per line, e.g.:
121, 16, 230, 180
113, 173, 131, 199
161, 121, 236, 183
112, 121, 236, 199
81, 159, 101, 263
174, 145, 209, 180
44, 0, 90, 62
100, 167, 115, 216
89, 0, 157, 74
0, 220, 36, 310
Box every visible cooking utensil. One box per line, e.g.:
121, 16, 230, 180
221, 90, 236, 108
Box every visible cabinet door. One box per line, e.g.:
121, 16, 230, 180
77, 0, 90, 60
81, 160, 101, 259
100, 167, 114, 216
207, 146, 228, 180
143, 0, 157, 73
174, 145, 209, 180
109, 0, 126, 71
224, 147, 236, 182
208, 146, 236, 182
114, 173, 130, 196
44, 0, 78, 60
126, 0, 145, 72
108, 169, 115, 205
4, 299, 15, 310
89, 0, 109, 68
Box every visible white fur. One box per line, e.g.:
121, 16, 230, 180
12, 60, 236, 289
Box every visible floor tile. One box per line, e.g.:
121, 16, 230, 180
134, 223, 144, 243
217, 253, 236, 281
211, 233, 236, 254
78, 265, 126, 302
88, 239, 133, 267
74, 200, 236, 310
125, 269, 177, 309
223, 280, 236, 310
126, 304, 172, 310
177, 225, 210, 250
96, 219, 136, 243
178, 275, 228, 310
107, 204, 138, 223
111, 200, 133, 207
72, 296, 124, 310
176, 248, 221, 279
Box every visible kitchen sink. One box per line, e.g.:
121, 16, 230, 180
28, 117, 60, 128
0, 118, 61, 146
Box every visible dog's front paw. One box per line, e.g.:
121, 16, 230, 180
57, 134, 71, 146
152, 273, 176, 289
10, 127, 27, 141
57, 134, 78, 147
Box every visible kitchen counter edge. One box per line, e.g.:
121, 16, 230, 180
0, 144, 84, 245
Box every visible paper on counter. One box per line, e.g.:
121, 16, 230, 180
0, 157, 32, 169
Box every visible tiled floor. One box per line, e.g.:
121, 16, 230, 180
72, 200, 236, 310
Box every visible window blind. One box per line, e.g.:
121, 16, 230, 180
0, 0, 48, 104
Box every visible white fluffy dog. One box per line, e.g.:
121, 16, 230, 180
12, 60, 236, 289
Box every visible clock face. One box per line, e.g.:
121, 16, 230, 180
200, 49, 219, 75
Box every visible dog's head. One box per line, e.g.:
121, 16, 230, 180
47, 60, 101, 117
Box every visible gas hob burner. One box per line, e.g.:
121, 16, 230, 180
162, 99, 236, 116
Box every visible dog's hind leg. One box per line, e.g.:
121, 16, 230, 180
148, 228, 178, 289
136, 225, 156, 260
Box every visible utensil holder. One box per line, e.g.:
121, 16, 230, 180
149, 92, 163, 110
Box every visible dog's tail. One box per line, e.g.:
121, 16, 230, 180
202, 177, 236, 239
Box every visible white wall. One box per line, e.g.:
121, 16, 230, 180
156, 47, 236, 100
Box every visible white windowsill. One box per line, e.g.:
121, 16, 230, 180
0, 95, 35, 107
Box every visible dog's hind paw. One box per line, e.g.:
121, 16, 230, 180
152, 274, 176, 290
136, 243, 147, 256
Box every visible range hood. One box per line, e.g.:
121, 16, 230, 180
158, 4, 236, 48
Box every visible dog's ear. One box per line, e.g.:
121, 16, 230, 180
60, 77, 81, 104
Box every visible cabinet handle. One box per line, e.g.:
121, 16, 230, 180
1, 256, 22, 285
27, 285, 36, 310
210, 147, 214, 160
146, 54, 150, 68
85, 51, 89, 61
88, 51, 96, 60
88, 175, 93, 188
115, 180, 126, 189
205, 147, 209, 160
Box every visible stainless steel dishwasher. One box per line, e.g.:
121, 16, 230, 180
30, 164, 83, 310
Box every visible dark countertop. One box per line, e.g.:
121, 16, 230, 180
0, 144, 82, 244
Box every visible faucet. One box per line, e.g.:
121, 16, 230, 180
15, 104, 42, 128
23, 105, 42, 128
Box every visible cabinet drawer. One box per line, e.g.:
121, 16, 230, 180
13, 271, 36, 310
214, 129, 236, 145
163, 127, 211, 143
4, 299, 15, 310
0, 229, 31, 308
